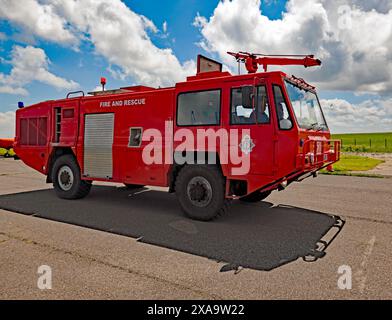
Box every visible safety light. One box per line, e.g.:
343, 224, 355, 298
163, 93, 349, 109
18, 101, 24, 109
100, 77, 107, 91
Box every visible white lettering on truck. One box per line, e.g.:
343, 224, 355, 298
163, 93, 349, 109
100, 98, 146, 108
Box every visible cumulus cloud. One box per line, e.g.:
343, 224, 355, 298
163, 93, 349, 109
0, 0, 77, 45
52, 0, 194, 86
0, 111, 15, 138
163, 21, 168, 34
194, 0, 392, 96
0, 45, 78, 95
350, 0, 392, 14
321, 98, 392, 133
0, 0, 195, 87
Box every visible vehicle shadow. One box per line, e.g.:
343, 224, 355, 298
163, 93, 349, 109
0, 186, 344, 272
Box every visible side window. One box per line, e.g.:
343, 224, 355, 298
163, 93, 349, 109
273, 85, 293, 130
231, 87, 256, 124
128, 127, 142, 147
231, 85, 270, 125
177, 90, 220, 126
256, 85, 270, 124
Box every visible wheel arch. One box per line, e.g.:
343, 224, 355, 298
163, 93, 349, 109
168, 151, 224, 193
46, 147, 76, 183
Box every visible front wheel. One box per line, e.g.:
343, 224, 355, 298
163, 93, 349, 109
175, 165, 230, 221
52, 155, 91, 199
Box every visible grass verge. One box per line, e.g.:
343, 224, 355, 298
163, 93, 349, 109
320, 155, 385, 178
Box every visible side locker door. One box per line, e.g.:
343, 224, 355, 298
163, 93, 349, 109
52, 100, 80, 146
83, 113, 115, 179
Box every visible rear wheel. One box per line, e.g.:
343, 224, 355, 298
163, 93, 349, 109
240, 190, 271, 203
52, 155, 91, 199
175, 165, 230, 221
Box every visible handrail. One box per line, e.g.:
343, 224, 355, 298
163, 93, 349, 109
66, 91, 85, 99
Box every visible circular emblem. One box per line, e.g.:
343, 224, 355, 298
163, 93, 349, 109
239, 135, 255, 155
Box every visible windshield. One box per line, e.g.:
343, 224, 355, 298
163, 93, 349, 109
285, 80, 328, 131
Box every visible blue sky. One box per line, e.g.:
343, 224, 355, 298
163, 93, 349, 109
0, 0, 391, 134
0, 0, 310, 112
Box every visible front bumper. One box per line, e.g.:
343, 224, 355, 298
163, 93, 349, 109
299, 139, 341, 171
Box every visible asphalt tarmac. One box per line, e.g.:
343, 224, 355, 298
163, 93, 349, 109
0, 158, 391, 299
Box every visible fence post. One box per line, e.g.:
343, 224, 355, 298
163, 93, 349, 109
369, 138, 372, 149
354, 138, 356, 146
386, 138, 388, 149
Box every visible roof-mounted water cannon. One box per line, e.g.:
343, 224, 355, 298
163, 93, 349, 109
227, 51, 322, 73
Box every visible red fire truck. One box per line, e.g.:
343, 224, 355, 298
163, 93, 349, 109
13, 52, 340, 221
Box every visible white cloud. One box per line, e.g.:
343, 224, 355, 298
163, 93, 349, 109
194, 0, 392, 96
194, 0, 392, 134
0, 86, 28, 95
321, 98, 392, 133
52, 0, 194, 86
0, 45, 79, 95
0, 111, 15, 138
0, 0, 195, 87
0, 0, 77, 45
163, 21, 168, 34
351, 0, 392, 14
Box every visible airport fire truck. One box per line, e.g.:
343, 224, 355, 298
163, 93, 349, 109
13, 52, 340, 221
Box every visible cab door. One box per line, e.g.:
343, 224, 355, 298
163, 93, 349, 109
270, 82, 298, 177
228, 78, 274, 176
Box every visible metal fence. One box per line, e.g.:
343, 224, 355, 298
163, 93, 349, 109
340, 138, 391, 152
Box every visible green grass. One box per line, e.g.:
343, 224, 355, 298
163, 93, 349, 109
331, 132, 392, 153
321, 154, 384, 177
320, 171, 384, 178
332, 155, 384, 171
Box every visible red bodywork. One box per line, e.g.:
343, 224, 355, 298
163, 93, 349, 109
0, 138, 14, 149
14, 55, 340, 198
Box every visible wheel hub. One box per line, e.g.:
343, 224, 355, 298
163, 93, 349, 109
187, 176, 212, 207
58, 166, 74, 191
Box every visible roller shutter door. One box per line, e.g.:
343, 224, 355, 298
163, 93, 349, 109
83, 113, 114, 179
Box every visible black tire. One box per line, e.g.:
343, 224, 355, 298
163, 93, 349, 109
124, 183, 145, 189
52, 154, 91, 199
175, 165, 230, 221
240, 190, 271, 203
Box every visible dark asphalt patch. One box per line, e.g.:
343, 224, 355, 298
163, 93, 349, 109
0, 186, 342, 271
